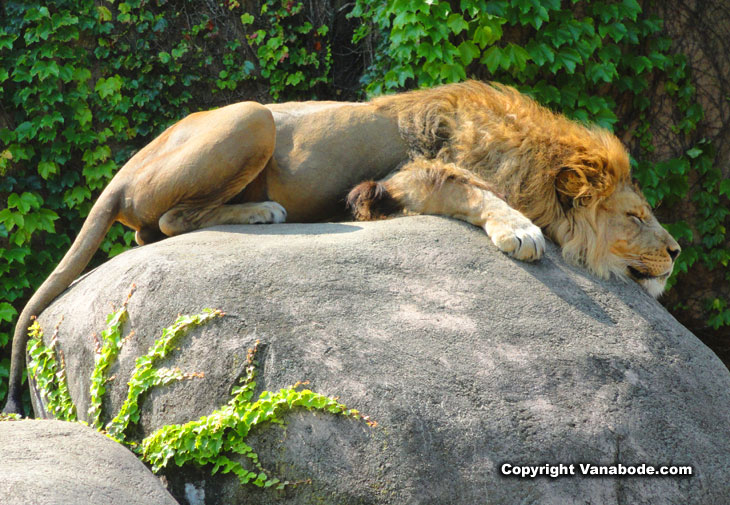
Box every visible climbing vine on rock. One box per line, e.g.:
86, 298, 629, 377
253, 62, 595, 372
22, 297, 373, 490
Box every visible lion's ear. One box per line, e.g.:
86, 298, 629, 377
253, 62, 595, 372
555, 154, 614, 209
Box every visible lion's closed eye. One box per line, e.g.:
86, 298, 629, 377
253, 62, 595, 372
626, 212, 644, 225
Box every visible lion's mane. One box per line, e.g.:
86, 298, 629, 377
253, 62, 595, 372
373, 80, 633, 280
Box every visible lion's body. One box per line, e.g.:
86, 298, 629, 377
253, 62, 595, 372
3, 81, 680, 415
258, 101, 407, 221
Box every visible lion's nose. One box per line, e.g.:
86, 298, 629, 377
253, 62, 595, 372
667, 244, 680, 261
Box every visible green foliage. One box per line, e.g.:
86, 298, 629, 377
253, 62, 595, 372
105, 308, 221, 439
249, 0, 332, 100
20, 302, 372, 490
0, 357, 8, 402
88, 290, 132, 430
350, 0, 728, 320
26, 319, 77, 421
139, 340, 371, 489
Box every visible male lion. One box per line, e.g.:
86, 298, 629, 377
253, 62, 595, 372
3, 81, 680, 415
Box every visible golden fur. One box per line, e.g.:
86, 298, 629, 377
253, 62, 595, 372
3, 81, 679, 415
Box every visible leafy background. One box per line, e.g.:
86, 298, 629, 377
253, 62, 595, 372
1, 0, 728, 407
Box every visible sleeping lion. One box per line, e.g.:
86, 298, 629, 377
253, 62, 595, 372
3, 80, 680, 415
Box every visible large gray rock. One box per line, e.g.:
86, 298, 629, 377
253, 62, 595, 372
0, 419, 179, 505
32, 216, 730, 504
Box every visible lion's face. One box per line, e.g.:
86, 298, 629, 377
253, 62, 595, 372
595, 184, 681, 297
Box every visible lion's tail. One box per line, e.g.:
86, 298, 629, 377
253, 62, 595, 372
2, 184, 122, 416
347, 180, 402, 221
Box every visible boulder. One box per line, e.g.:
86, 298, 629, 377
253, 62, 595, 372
31, 216, 730, 504
0, 419, 179, 505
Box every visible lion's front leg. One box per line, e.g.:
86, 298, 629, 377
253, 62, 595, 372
479, 190, 545, 261
348, 158, 544, 261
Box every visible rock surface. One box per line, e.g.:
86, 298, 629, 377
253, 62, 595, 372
31, 216, 730, 504
0, 419, 179, 505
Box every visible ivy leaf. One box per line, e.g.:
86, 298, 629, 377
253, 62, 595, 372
8, 192, 42, 213
620, 0, 642, 21
473, 16, 504, 48
3, 247, 28, 264
503, 43, 531, 72
446, 14, 468, 35
526, 41, 554, 66
64, 186, 92, 209
591, 108, 618, 129
0, 31, 17, 50
0, 209, 24, 231
15, 121, 37, 141
39, 113, 64, 129
97, 5, 112, 22
72, 67, 91, 83
598, 44, 621, 63
440, 63, 466, 83
34, 208, 59, 233
0, 302, 17, 323
599, 22, 628, 42
74, 106, 93, 126
554, 47, 582, 73
531, 81, 561, 104
685, 147, 703, 159
31, 60, 60, 81
481, 46, 503, 74
38, 161, 58, 179
664, 221, 693, 242
457, 41, 480, 65
587, 62, 617, 83
719, 180, 730, 198
95, 75, 123, 99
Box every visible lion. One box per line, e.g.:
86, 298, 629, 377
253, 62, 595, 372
2, 80, 680, 415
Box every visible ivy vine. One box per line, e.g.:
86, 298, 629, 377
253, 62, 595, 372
21, 297, 373, 490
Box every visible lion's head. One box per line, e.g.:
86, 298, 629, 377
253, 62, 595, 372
548, 130, 681, 298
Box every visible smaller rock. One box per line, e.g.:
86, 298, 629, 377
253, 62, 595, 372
0, 419, 179, 505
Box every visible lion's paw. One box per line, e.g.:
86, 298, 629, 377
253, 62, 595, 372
246, 201, 287, 224
484, 212, 545, 261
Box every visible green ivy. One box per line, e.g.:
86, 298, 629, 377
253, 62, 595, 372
138, 340, 372, 489
247, 0, 332, 100
105, 308, 220, 439
19, 301, 373, 490
27, 318, 76, 422
88, 302, 128, 430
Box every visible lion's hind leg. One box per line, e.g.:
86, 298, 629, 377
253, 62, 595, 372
159, 201, 287, 236
348, 158, 545, 261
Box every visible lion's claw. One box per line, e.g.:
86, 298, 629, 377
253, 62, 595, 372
247, 201, 287, 224
484, 213, 544, 262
